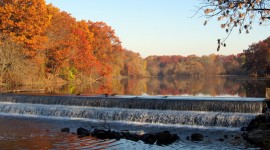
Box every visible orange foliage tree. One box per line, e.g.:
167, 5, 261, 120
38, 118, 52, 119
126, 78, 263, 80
0, 0, 50, 57
45, 6, 101, 81
87, 21, 124, 76
45, 5, 77, 77
71, 20, 99, 77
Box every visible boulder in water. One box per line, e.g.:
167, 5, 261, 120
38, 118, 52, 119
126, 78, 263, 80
243, 115, 268, 131
121, 131, 140, 142
191, 133, 204, 141
91, 129, 110, 139
77, 127, 90, 137
108, 131, 123, 140
141, 133, 157, 144
156, 131, 179, 145
244, 129, 270, 148
242, 109, 270, 149
61, 128, 70, 133
217, 138, 224, 141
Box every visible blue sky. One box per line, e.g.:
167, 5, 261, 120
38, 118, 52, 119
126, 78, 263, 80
46, 0, 269, 58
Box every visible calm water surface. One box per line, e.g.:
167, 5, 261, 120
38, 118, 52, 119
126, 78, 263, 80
1, 76, 270, 97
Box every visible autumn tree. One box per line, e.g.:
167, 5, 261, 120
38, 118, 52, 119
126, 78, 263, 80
0, 0, 50, 85
145, 54, 243, 77
45, 6, 102, 82
71, 20, 99, 78
121, 50, 148, 77
0, 0, 50, 57
199, 0, 270, 49
45, 5, 77, 79
243, 36, 270, 76
0, 34, 24, 85
87, 21, 124, 76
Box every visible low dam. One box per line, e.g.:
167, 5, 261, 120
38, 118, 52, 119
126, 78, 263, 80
0, 94, 267, 128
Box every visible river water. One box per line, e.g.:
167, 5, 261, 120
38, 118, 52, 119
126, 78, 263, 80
0, 94, 266, 149
1, 76, 270, 97
0, 76, 269, 149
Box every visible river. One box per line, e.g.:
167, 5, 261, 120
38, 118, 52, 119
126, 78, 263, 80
0, 76, 268, 149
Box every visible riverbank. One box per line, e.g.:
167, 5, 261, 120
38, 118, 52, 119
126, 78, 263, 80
242, 108, 270, 149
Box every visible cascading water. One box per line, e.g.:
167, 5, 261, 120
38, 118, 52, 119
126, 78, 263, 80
0, 102, 257, 127
0, 94, 266, 113
0, 94, 266, 129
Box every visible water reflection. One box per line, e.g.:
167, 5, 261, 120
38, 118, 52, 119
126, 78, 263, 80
1, 76, 269, 97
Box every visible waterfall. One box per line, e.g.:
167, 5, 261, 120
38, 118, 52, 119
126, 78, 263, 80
0, 102, 258, 128
0, 94, 266, 113
0, 94, 266, 128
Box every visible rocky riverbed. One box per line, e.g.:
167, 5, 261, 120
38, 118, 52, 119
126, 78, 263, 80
241, 108, 270, 149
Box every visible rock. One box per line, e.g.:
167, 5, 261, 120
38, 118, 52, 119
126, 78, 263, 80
172, 134, 180, 140
223, 135, 228, 139
191, 133, 204, 141
108, 131, 123, 140
141, 133, 157, 144
244, 129, 270, 148
61, 128, 70, 133
257, 123, 270, 130
244, 115, 268, 131
121, 131, 140, 142
217, 138, 224, 141
241, 127, 248, 131
156, 131, 179, 145
77, 127, 90, 137
91, 129, 110, 139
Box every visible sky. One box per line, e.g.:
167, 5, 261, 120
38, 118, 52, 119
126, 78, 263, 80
46, 0, 269, 58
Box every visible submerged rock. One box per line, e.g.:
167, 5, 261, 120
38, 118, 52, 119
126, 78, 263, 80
61, 128, 70, 133
75, 127, 179, 146
108, 131, 123, 140
156, 131, 179, 145
191, 133, 204, 141
121, 130, 140, 142
91, 129, 110, 139
141, 133, 157, 144
77, 127, 90, 137
217, 138, 224, 141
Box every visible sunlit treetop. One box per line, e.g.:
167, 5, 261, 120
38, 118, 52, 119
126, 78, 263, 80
198, 0, 270, 51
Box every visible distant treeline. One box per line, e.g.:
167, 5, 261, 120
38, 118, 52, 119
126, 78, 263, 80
145, 54, 244, 77
0, 0, 269, 86
145, 36, 270, 77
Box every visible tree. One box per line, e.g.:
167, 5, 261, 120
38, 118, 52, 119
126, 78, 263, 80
87, 21, 123, 76
0, 0, 50, 57
243, 36, 270, 76
0, 34, 37, 85
121, 50, 148, 77
45, 5, 77, 77
198, 0, 270, 49
71, 20, 99, 77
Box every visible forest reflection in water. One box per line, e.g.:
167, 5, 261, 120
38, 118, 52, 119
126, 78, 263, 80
2, 76, 270, 97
